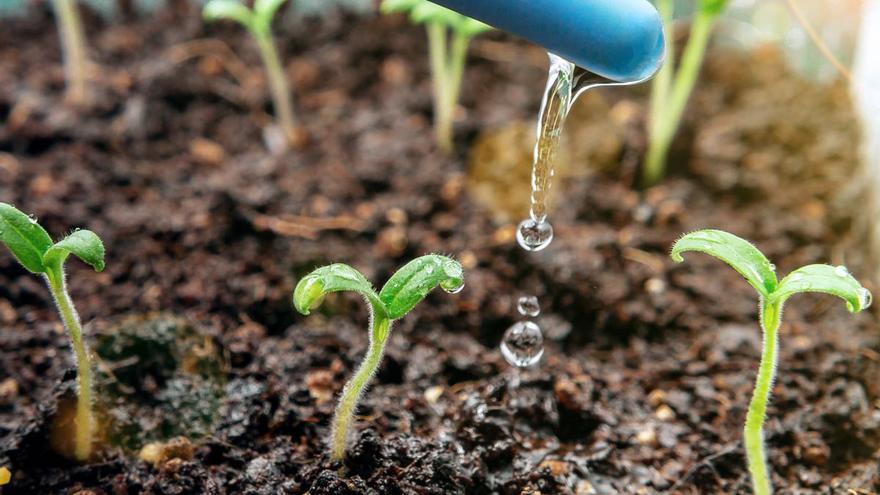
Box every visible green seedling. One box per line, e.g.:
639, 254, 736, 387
204, 0, 297, 144
671, 229, 872, 495
643, 0, 729, 187
53, 0, 90, 104
381, 0, 491, 153
0, 204, 105, 461
293, 255, 464, 461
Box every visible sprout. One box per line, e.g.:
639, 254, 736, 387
203, 0, 297, 145
52, 0, 90, 105
0, 204, 105, 461
643, 0, 729, 187
293, 255, 464, 461
671, 229, 872, 495
381, 0, 491, 153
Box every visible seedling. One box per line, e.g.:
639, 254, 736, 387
643, 0, 728, 187
293, 255, 464, 461
0, 203, 105, 461
53, 0, 90, 104
381, 0, 491, 153
203, 0, 297, 144
671, 229, 872, 495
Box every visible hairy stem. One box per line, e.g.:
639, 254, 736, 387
427, 22, 453, 153
45, 266, 93, 461
643, 9, 716, 187
255, 29, 296, 142
330, 315, 391, 461
52, 0, 89, 105
745, 299, 781, 495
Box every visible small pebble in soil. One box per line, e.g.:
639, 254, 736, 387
517, 296, 541, 317
501, 321, 544, 367
516, 218, 554, 251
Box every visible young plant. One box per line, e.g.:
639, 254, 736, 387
381, 0, 491, 153
0, 204, 105, 461
643, 0, 729, 187
293, 255, 464, 461
671, 229, 872, 495
53, 0, 90, 104
203, 0, 297, 144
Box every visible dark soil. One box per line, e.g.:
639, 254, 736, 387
1, 4, 878, 494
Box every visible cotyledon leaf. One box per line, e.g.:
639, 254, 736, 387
671, 229, 778, 297
43, 229, 106, 273
379, 254, 463, 320
203, 0, 254, 27
0, 203, 53, 274
293, 264, 386, 317
771, 264, 872, 313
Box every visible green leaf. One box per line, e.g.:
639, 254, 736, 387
772, 264, 872, 313
43, 230, 106, 273
203, 0, 254, 27
0, 203, 53, 274
380, 0, 420, 14
699, 0, 729, 15
379, 255, 463, 320
293, 264, 386, 317
410, 3, 460, 25
456, 17, 492, 37
671, 229, 778, 297
253, 0, 287, 30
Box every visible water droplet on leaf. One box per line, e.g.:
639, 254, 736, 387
516, 218, 553, 252
442, 279, 464, 294
500, 321, 544, 367
859, 288, 872, 309
835, 265, 850, 277
516, 296, 540, 317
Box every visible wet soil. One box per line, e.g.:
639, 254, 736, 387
0, 4, 878, 494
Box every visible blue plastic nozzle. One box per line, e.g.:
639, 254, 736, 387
429, 0, 665, 83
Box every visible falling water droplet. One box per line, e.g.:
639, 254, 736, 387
835, 265, 850, 277
516, 218, 554, 252
500, 321, 544, 367
859, 288, 872, 309
517, 296, 541, 317
442, 279, 465, 294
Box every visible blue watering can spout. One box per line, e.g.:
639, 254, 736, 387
429, 0, 665, 83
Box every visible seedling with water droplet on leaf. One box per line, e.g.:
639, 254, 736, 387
293, 255, 464, 461
204, 0, 297, 145
381, 0, 491, 153
0, 203, 105, 461
671, 229, 871, 495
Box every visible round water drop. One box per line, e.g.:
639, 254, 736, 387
500, 321, 544, 368
517, 296, 541, 317
859, 288, 872, 309
769, 263, 776, 272
442, 279, 465, 294
835, 265, 850, 277
516, 218, 554, 252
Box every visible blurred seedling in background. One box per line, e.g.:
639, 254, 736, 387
204, 0, 298, 149
671, 229, 872, 495
644, 0, 728, 187
53, 0, 90, 105
381, 0, 491, 153
0, 203, 105, 461
293, 255, 464, 461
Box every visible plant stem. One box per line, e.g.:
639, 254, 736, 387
254, 29, 296, 142
643, 9, 717, 187
745, 299, 781, 495
441, 31, 470, 153
52, 0, 89, 105
330, 315, 391, 461
45, 266, 93, 461
427, 22, 454, 153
